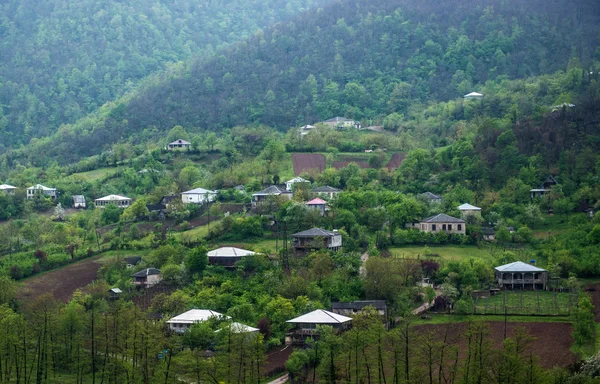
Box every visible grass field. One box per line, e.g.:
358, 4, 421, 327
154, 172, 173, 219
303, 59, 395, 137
473, 290, 577, 316
69, 167, 117, 182
413, 313, 573, 325
531, 214, 573, 238
389, 245, 494, 262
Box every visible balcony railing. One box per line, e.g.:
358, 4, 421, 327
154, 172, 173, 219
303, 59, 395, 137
498, 279, 542, 284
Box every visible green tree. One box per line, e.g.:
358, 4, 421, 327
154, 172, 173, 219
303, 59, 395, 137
186, 247, 208, 277
120, 198, 149, 222
167, 125, 190, 143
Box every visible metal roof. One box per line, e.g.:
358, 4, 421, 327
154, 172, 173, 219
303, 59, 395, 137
215, 322, 259, 333
420, 192, 441, 200
287, 309, 352, 324
252, 185, 290, 196
464, 92, 483, 98
132, 268, 161, 277
207, 247, 256, 258
27, 184, 56, 191
306, 198, 327, 205
421, 213, 464, 223
286, 177, 309, 183
182, 188, 217, 195
331, 300, 387, 310
166, 309, 229, 324
95, 194, 130, 202
169, 139, 191, 145
458, 203, 481, 210
311, 186, 340, 192
0, 184, 16, 189
292, 228, 338, 237
494, 261, 546, 273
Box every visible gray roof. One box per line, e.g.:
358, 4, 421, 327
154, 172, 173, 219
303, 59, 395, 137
72, 195, 86, 203
292, 228, 338, 238
169, 139, 191, 145
207, 247, 255, 258
182, 187, 217, 195
458, 203, 481, 211
132, 268, 161, 277
311, 186, 341, 193
324, 117, 353, 123
253, 185, 290, 196
420, 192, 441, 200
421, 213, 464, 224
494, 261, 546, 273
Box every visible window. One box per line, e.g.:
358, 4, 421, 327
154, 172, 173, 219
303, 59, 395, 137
448, 224, 452, 230
442, 224, 447, 230
432, 224, 437, 231
458, 224, 462, 230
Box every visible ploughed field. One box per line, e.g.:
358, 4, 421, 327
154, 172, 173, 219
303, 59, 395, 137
415, 321, 577, 369
17, 255, 103, 302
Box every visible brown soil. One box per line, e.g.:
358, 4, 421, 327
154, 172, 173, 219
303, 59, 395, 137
584, 283, 600, 321
17, 255, 103, 303
292, 153, 326, 175
415, 321, 577, 369
262, 346, 294, 377
386, 152, 406, 171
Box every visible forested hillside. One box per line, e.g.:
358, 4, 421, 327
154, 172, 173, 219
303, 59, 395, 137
6, 0, 599, 166
0, 0, 328, 150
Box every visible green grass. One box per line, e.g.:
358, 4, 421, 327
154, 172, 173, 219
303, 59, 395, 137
389, 245, 494, 262
174, 220, 222, 242
69, 167, 117, 182
413, 313, 573, 325
96, 249, 150, 263
532, 214, 572, 238
474, 290, 577, 316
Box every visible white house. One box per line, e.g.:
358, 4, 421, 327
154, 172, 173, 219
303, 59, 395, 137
458, 203, 481, 218
181, 188, 217, 204
168, 139, 191, 150
207, 247, 256, 267
286, 309, 352, 345
322, 117, 361, 129
27, 184, 57, 200
464, 92, 484, 99
95, 195, 132, 209
167, 309, 229, 333
0, 184, 17, 195
286, 177, 310, 191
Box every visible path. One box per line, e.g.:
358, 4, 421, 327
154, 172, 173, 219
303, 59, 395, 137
266, 373, 289, 384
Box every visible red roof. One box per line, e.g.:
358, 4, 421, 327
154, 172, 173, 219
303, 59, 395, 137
306, 198, 327, 205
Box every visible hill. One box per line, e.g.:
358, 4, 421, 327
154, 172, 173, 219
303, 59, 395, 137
5, 0, 600, 166
0, 0, 328, 150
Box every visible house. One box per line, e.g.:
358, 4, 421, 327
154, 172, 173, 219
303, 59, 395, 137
331, 300, 387, 318
132, 268, 162, 288
458, 203, 481, 218
305, 198, 327, 216
482, 227, 496, 241
417, 214, 466, 235
464, 92, 484, 99
123, 256, 142, 268
0, 184, 17, 195
494, 261, 548, 290
322, 117, 361, 129
251, 185, 293, 207
207, 247, 256, 267
181, 188, 217, 204
167, 309, 229, 333
146, 195, 179, 215
285, 309, 352, 345
291, 228, 342, 255
285, 177, 310, 191
552, 103, 575, 112
216, 322, 259, 334
530, 176, 559, 198
298, 124, 315, 136
419, 192, 442, 204
310, 186, 341, 199
27, 184, 57, 200
72, 195, 86, 208
108, 288, 122, 299
95, 195, 132, 209
168, 139, 191, 150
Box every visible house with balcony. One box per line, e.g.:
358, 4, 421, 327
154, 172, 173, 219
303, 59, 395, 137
0, 184, 17, 195
166, 309, 229, 333
95, 195, 132, 209
291, 228, 342, 256
530, 175, 559, 198
168, 139, 191, 150
285, 309, 352, 345
494, 261, 548, 290
27, 184, 57, 200
251, 185, 292, 207
310, 186, 341, 200
132, 268, 161, 288
417, 214, 465, 235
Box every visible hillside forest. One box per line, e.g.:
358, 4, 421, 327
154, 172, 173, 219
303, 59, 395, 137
0, 0, 600, 383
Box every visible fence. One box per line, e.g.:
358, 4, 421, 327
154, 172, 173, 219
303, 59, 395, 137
472, 290, 578, 316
